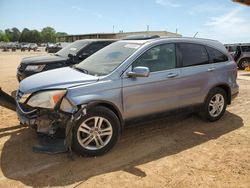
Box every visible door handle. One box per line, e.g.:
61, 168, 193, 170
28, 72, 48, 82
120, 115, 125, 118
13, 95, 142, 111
167, 73, 178, 78
207, 68, 215, 72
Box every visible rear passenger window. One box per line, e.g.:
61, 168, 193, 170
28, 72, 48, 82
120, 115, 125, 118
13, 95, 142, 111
83, 42, 109, 55
206, 46, 228, 63
178, 43, 209, 67
241, 46, 250, 52
132, 43, 176, 72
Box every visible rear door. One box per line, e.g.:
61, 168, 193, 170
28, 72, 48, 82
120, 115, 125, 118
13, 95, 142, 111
206, 46, 236, 86
122, 43, 181, 119
177, 43, 215, 107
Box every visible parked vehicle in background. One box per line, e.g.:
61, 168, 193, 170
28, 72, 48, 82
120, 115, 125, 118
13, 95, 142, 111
225, 43, 250, 69
234, 45, 250, 70
20, 43, 29, 51
45, 43, 62, 53
28, 43, 38, 51
225, 44, 237, 55
16, 39, 116, 81
16, 37, 239, 156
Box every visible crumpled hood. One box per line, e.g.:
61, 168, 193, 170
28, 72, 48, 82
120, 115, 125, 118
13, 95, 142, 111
19, 67, 99, 93
21, 54, 67, 64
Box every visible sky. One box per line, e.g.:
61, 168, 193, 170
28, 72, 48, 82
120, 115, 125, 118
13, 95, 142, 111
0, 0, 249, 43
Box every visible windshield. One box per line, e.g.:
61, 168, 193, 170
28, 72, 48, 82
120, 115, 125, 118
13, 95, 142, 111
56, 40, 89, 57
75, 41, 141, 76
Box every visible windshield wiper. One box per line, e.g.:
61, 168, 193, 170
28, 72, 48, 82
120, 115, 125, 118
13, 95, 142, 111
73, 66, 89, 74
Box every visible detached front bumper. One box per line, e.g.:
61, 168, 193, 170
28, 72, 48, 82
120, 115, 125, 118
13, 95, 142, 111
16, 101, 70, 135
16, 102, 37, 127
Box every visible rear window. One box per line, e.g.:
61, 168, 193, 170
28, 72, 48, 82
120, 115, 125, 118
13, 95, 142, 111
206, 46, 228, 63
241, 46, 250, 52
178, 43, 209, 67
82, 42, 112, 55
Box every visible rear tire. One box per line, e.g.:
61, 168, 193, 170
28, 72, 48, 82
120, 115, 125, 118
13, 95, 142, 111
72, 106, 120, 156
200, 87, 227, 122
238, 58, 250, 70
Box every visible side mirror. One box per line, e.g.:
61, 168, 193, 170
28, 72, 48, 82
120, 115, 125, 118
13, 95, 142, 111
127, 66, 150, 78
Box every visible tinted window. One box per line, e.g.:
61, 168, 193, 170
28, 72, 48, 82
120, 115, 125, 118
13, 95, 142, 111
178, 43, 209, 67
228, 46, 237, 52
241, 46, 250, 52
83, 42, 111, 55
132, 43, 176, 72
206, 46, 228, 63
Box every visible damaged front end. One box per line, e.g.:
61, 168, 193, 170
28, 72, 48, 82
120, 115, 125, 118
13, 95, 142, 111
16, 89, 75, 135
16, 89, 87, 156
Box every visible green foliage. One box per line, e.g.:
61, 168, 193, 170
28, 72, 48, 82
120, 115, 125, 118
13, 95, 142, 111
41, 27, 56, 43
2, 27, 20, 42
0, 27, 67, 43
0, 30, 9, 42
56, 32, 68, 37
19, 28, 30, 42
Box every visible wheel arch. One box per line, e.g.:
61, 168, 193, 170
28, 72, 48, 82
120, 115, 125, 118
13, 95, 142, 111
206, 84, 231, 105
84, 100, 124, 132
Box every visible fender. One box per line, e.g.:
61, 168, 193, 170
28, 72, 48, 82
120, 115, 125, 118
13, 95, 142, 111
72, 99, 124, 131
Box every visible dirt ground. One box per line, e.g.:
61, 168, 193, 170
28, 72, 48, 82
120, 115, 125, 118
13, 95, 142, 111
0, 51, 249, 188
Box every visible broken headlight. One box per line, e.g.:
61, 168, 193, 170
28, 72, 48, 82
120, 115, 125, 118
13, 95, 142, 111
27, 90, 66, 109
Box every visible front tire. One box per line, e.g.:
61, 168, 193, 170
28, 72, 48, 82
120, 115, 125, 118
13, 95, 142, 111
72, 106, 120, 156
200, 87, 227, 122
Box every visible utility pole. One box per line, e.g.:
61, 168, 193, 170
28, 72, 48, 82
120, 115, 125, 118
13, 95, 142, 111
147, 25, 149, 35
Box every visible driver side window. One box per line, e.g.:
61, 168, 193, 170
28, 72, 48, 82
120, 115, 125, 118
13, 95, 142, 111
132, 43, 176, 72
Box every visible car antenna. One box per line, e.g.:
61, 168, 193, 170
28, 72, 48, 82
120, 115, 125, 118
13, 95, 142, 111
193, 32, 198, 38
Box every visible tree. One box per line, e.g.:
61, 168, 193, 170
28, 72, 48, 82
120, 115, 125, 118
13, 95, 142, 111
56, 32, 68, 37
0, 30, 9, 42
5, 29, 13, 41
55, 32, 68, 42
41, 27, 56, 43
19, 28, 30, 42
2, 27, 67, 43
28, 30, 42, 43
4, 27, 21, 42
11, 27, 21, 41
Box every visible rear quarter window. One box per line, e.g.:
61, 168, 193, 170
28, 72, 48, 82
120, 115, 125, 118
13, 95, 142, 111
241, 46, 250, 52
206, 46, 228, 63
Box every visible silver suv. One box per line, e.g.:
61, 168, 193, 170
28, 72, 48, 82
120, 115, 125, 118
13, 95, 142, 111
16, 37, 239, 156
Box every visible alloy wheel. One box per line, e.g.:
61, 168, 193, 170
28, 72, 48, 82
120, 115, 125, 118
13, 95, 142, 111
208, 94, 225, 117
77, 116, 113, 150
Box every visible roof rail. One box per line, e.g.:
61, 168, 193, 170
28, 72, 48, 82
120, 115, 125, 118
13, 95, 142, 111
122, 35, 160, 40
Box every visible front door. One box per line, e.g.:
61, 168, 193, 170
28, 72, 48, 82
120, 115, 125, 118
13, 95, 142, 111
122, 43, 181, 120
